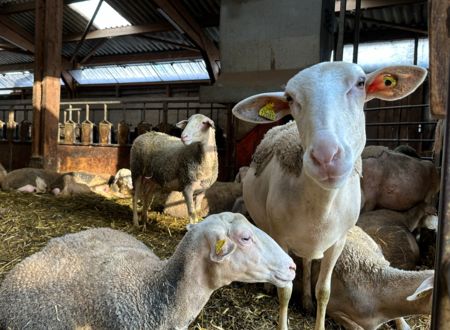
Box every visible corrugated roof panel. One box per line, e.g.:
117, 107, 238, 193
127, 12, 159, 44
0, 51, 33, 65
182, 0, 220, 20
0, 71, 33, 88
69, 60, 208, 84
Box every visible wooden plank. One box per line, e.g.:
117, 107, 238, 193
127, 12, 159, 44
63, 22, 173, 42
429, 0, 450, 118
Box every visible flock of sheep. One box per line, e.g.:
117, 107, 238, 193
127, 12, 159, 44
0, 61, 439, 330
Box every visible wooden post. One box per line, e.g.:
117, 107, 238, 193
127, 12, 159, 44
30, 0, 63, 169
429, 0, 450, 118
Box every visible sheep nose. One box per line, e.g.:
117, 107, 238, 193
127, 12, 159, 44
310, 141, 340, 167
289, 262, 296, 272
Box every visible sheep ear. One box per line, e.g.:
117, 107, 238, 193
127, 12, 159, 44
406, 274, 434, 301
232, 92, 291, 124
210, 237, 236, 263
365, 66, 427, 102
176, 120, 189, 129
202, 118, 215, 129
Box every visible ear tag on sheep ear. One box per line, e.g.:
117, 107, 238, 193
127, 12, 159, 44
215, 239, 226, 255
383, 74, 397, 88
258, 102, 276, 121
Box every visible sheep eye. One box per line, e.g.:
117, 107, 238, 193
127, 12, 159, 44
240, 236, 252, 244
285, 94, 293, 103
356, 78, 365, 88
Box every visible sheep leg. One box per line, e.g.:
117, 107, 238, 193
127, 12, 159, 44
395, 317, 411, 330
277, 282, 293, 330
141, 179, 157, 228
194, 191, 205, 219
132, 177, 142, 227
302, 258, 314, 313
182, 186, 197, 224
314, 236, 346, 330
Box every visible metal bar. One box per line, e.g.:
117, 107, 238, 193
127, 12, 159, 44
413, 36, 419, 65
365, 104, 429, 111
335, 0, 347, 61
366, 138, 435, 142
352, 0, 361, 63
365, 121, 437, 126
69, 0, 104, 63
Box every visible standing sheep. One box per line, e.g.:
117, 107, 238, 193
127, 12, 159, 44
305, 226, 434, 330
0, 212, 296, 329
131, 114, 218, 226
361, 145, 440, 212
232, 62, 427, 330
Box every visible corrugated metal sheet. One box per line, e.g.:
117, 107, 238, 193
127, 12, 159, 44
0, 50, 33, 65
69, 60, 209, 84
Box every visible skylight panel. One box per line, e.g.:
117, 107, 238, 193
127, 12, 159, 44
69, 0, 131, 29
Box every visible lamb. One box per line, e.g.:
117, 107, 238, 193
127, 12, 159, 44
0, 212, 296, 329
109, 168, 133, 196
302, 226, 434, 330
130, 114, 218, 226
361, 145, 440, 212
357, 203, 437, 270
232, 62, 427, 330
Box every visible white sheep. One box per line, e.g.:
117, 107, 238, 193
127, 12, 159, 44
130, 114, 218, 226
0, 212, 296, 329
304, 226, 434, 330
232, 62, 427, 330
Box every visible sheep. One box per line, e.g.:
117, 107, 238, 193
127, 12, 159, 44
163, 181, 242, 218
361, 145, 440, 212
109, 168, 133, 196
357, 203, 437, 270
130, 113, 218, 226
0, 168, 108, 197
299, 226, 434, 330
0, 212, 297, 329
0, 162, 6, 184
232, 62, 427, 330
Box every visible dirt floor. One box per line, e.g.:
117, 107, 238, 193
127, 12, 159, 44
0, 191, 430, 329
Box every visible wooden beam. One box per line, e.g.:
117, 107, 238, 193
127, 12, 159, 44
428, 0, 449, 118
83, 50, 201, 66
31, 0, 63, 170
61, 70, 76, 97
152, 0, 220, 82
0, 15, 35, 52
346, 15, 428, 35
79, 38, 109, 64
63, 22, 173, 42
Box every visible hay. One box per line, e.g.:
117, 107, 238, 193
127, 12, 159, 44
0, 191, 430, 329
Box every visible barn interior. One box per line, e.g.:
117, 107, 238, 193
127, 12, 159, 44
0, 0, 449, 329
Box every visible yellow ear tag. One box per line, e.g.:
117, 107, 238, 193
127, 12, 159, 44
215, 239, 226, 255
383, 74, 397, 88
258, 102, 276, 121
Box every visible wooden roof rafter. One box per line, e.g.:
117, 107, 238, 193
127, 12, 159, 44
152, 0, 220, 83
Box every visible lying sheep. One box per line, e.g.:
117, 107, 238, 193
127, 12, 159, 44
163, 181, 242, 218
0, 212, 296, 329
357, 203, 437, 270
297, 226, 434, 330
0, 168, 62, 193
130, 114, 218, 226
361, 145, 440, 212
110, 168, 133, 195
0, 162, 6, 184
0, 168, 110, 197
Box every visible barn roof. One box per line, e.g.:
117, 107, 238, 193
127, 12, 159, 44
0, 0, 428, 88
